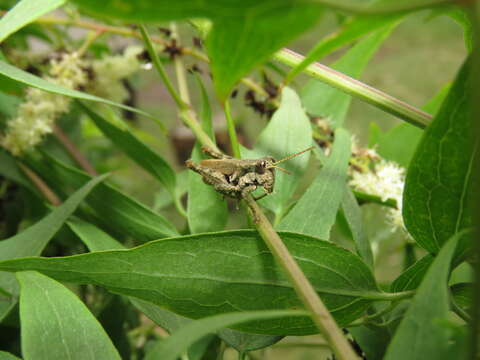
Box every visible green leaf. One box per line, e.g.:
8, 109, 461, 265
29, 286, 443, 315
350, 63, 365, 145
0, 60, 159, 123
450, 282, 473, 314
207, 6, 321, 99
26, 153, 179, 240
18, 271, 120, 360
384, 232, 461, 360
242, 87, 313, 218
79, 103, 176, 194
67, 218, 212, 360
374, 84, 449, 168
341, 187, 373, 269
403, 57, 477, 254
187, 75, 227, 233
218, 328, 282, 353
0, 0, 65, 43
144, 310, 307, 360
67, 217, 124, 252
0, 174, 107, 321
0, 174, 108, 259
301, 26, 395, 128
390, 254, 434, 292
428, 5, 472, 51
0, 351, 21, 360
278, 128, 351, 239
286, 0, 406, 83
0, 230, 379, 335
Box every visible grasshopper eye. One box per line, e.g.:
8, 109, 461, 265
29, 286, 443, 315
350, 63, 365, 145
256, 162, 266, 174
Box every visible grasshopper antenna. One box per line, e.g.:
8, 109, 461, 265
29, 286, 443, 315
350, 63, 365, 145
270, 166, 292, 175
271, 146, 314, 167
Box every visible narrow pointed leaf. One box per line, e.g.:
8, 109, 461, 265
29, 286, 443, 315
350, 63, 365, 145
26, 154, 178, 240
145, 310, 307, 360
390, 254, 434, 292
207, 7, 321, 99
403, 57, 477, 254
341, 187, 373, 269
0, 230, 379, 335
278, 128, 351, 239
301, 26, 395, 128
0, 61, 157, 121
67, 217, 124, 252
0, 0, 65, 43
287, 0, 407, 82
188, 75, 227, 233
18, 271, 120, 360
384, 232, 461, 360
79, 103, 176, 193
242, 87, 313, 217
0, 174, 107, 321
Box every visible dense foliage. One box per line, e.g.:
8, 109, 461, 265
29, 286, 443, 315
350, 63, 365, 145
0, 0, 477, 359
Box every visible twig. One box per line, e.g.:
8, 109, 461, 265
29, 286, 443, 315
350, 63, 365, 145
274, 48, 432, 129
224, 100, 241, 158
139, 25, 187, 109
243, 195, 360, 360
52, 125, 97, 176
139, 24, 218, 152
17, 162, 61, 206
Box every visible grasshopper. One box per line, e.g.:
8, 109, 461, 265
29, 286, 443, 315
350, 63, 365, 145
186, 146, 314, 200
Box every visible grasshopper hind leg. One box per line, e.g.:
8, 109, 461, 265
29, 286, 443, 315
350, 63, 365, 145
200, 146, 232, 160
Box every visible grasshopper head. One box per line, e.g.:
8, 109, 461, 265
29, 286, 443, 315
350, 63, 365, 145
255, 157, 276, 174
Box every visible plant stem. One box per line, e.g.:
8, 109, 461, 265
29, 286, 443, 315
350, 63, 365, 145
275, 48, 432, 128
139, 25, 187, 110
17, 162, 61, 206
53, 125, 97, 176
243, 195, 360, 360
224, 100, 241, 158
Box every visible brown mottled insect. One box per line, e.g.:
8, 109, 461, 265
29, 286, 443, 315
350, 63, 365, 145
186, 146, 314, 200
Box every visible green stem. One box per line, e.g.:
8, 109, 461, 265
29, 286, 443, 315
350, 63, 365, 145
224, 100, 241, 158
243, 195, 360, 360
139, 24, 187, 110
274, 48, 432, 129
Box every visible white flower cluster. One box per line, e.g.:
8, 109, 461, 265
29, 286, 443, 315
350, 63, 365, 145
90, 45, 144, 103
1, 52, 87, 155
1, 46, 146, 156
349, 159, 406, 232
